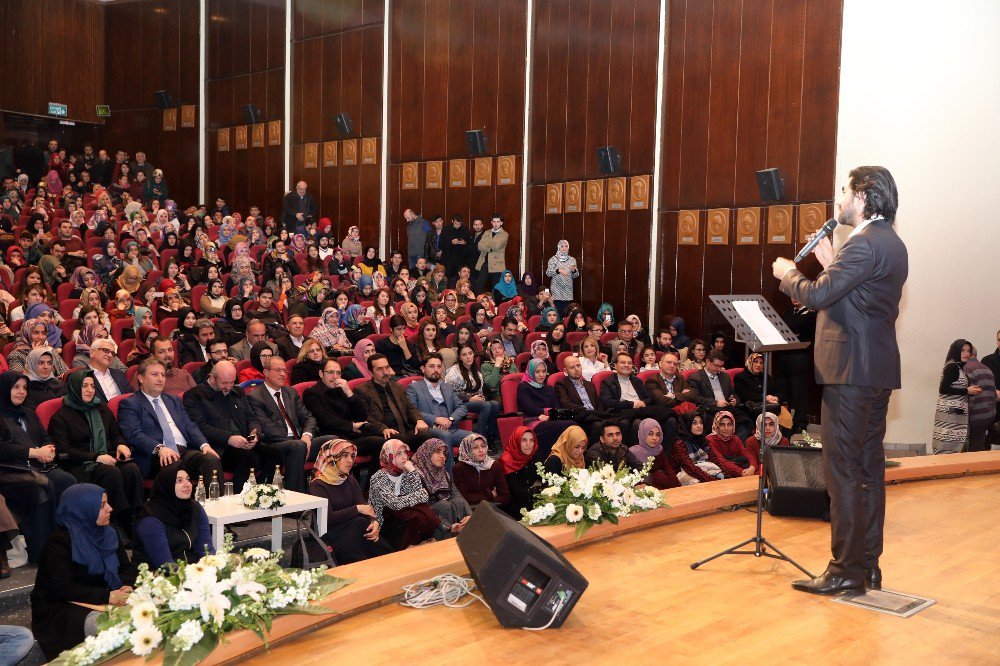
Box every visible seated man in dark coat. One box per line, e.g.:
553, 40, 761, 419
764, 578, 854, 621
353, 353, 445, 453
553, 354, 612, 439
643, 351, 697, 412
597, 352, 677, 446
685, 350, 740, 414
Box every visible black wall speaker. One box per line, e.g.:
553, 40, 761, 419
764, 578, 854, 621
333, 112, 353, 138
596, 146, 621, 175
756, 167, 785, 202
242, 104, 263, 125
457, 502, 588, 628
765, 446, 829, 519
466, 129, 487, 156
154, 90, 175, 110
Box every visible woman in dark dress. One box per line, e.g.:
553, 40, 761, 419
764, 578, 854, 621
499, 425, 540, 518
133, 466, 213, 569
308, 439, 392, 563
30, 483, 136, 660
542, 425, 589, 476
628, 418, 681, 489
49, 371, 145, 531
23, 346, 67, 410
515, 359, 576, 460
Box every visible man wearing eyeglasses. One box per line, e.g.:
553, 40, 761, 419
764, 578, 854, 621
88, 338, 130, 401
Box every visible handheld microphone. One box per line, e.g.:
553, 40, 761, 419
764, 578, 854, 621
794, 218, 837, 262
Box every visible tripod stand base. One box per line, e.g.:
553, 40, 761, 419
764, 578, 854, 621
690, 535, 815, 578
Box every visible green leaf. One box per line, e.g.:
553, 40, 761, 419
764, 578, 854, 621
574, 521, 592, 539
162, 631, 220, 666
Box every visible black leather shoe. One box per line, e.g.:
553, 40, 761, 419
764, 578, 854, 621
865, 566, 882, 590
792, 571, 865, 596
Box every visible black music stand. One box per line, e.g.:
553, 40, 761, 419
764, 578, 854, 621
689, 295, 814, 577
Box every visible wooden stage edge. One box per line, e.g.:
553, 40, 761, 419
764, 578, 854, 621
113, 450, 1000, 665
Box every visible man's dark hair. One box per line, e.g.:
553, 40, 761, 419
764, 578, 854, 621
431, 213, 443, 223
51, 240, 66, 250
707, 350, 726, 364
491, 214, 504, 222
501, 316, 518, 329
208, 337, 228, 351
451, 213, 463, 223
656, 328, 672, 338
422, 352, 444, 366
600, 421, 621, 436
367, 352, 389, 373
151, 337, 173, 353
848, 166, 898, 223
388, 314, 407, 330
258, 287, 273, 297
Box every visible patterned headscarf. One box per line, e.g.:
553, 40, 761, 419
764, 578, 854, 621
523, 358, 547, 389
458, 433, 492, 471
754, 412, 782, 448
379, 439, 409, 476
314, 439, 357, 485
412, 438, 452, 498
711, 410, 736, 442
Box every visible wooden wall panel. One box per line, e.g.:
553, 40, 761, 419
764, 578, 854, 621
386, 0, 526, 267
655, 0, 843, 340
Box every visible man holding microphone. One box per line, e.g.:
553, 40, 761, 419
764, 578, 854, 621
771, 166, 908, 595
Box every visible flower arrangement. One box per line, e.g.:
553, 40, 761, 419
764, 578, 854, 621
243, 483, 284, 510
521, 461, 666, 538
52, 538, 352, 666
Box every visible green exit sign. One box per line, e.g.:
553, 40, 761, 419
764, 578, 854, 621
47, 102, 68, 117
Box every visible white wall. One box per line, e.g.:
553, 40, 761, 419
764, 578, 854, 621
836, 0, 1000, 447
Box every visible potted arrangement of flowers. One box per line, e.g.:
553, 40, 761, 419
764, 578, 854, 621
521, 461, 666, 538
243, 483, 284, 510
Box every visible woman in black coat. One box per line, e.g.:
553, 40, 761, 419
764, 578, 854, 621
31, 483, 137, 660
49, 371, 144, 529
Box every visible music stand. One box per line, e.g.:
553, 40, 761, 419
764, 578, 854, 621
690, 295, 814, 577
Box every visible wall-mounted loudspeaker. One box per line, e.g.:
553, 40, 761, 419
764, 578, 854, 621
456, 502, 588, 629
242, 104, 263, 125
596, 146, 621, 175
466, 130, 487, 157
333, 112, 353, 138
756, 167, 785, 202
154, 90, 175, 110
765, 446, 829, 519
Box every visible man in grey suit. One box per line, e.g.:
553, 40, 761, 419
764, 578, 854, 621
773, 166, 907, 595
405, 353, 474, 472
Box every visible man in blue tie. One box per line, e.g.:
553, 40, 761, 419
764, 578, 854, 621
118, 358, 223, 484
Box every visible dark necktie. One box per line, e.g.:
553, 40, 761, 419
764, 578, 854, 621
274, 390, 299, 438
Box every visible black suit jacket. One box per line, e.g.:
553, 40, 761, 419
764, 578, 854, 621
598, 373, 654, 411
780, 219, 907, 389
644, 373, 693, 409
182, 384, 261, 449
179, 339, 208, 366
554, 376, 600, 411
354, 380, 424, 432
247, 384, 317, 443
281, 191, 317, 230
302, 382, 381, 438
685, 369, 734, 408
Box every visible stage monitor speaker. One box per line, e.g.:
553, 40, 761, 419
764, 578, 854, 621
466, 130, 487, 156
457, 502, 588, 628
242, 104, 263, 125
333, 112, 353, 138
765, 446, 829, 519
756, 167, 785, 202
154, 90, 174, 110
596, 146, 621, 175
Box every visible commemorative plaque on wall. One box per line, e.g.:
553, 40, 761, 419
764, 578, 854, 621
767, 205, 793, 244
585, 180, 604, 212
323, 141, 338, 166
181, 105, 196, 128
251, 124, 265, 148
303, 143, 318, 168
267, 120, 282, 146
798, 203, 826, 243
607, 177, 626, 210
426, 161, 443, 189
234, 125, 248, 150
341, 139, 357, 165
564, 182, 581, 212
217, 128, 230, 152
361, 138, 377, 165
162, 108, 177, 132
449, 159, 467, 187
629, 175, 649, 209
497, 156, 516, 185
545, 183, 562, 214
678, 209, 699, 245
706, 208, 729, 245
402, 162, 419, 189
735, 207, 761, 245
474, 158, 492, 186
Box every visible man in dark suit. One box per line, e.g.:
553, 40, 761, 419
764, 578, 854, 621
88, 338, 131, 402
276, 314, 307, 361
598, 352, 677, 446
354, 354, 440, 454
686, 351, 739, 414
183, 361, 265, 491
247, 356, 326, 491
498, 317, 526, 357
554, 355, 611, 439
773, 165, 907, 595
179, 319, 216, 366
644, 351, 697, 411
117, 358, 223, 483
281, 180, 317, 233
775, 299, 817, 433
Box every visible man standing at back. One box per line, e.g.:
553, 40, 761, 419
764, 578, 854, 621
772, 166, 908, 595
281, 180, 317, 233
404, 208, 430, 269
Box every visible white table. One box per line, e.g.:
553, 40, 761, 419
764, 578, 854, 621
201, 490, 328, 553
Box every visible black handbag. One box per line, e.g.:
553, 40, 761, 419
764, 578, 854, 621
289, 510, 336, 570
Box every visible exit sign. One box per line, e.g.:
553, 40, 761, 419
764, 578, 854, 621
47, 102, 68, 117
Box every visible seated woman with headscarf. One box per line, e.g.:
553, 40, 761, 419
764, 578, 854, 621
125, 326, 158, 368
72, 288, 112, 329
498, 426, 540, 518
516, 359, 577, 461
467, 303, 493, 343
527, 339, 557, 375
669, 411, 726, 485
7, 319, 66, 375
133, 466, 213, 569
481, 338, 515, 402
629, 418, 681, 489
368, 440, 441, 550
214, 300, 248, 346
238, 342, 273, 387
534, 306, 561, 333
30, 484, 137, 661
289, 283, 329, 319
310, 307, 354, 356
49, 371, 144, 531
733, 351, 785, 438
452, 433, 509, 510
68, 266, 99, 300
198, 278, 228, 316
412, 439, 472, 540
357, 246, 386, 276
491, 270, 520, 306
706, 410, 758, 478
0, 371, 77, 560
669, 316, 693, 352
128, 305, 154, 341
543, 425, 588, 476
744, 411, 789, 458
24, 302, 67, 353
39, 254, 68, 291
309, 439, 392, 563
24, 347, 68, 410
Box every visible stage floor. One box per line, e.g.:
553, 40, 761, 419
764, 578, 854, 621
256, 474, 1000, 665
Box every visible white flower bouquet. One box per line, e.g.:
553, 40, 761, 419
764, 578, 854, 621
242, 483, 285, 510
521, 461, 666, 539
51, 537, 352, 666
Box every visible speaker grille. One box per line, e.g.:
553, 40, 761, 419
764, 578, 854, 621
768, 448, 825, 489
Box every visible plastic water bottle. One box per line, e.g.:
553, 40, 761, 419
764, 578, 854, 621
194, 476, 207, 505
208, 471, 220, 502
272, 465, 284, 490
247, 468, 257, 488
